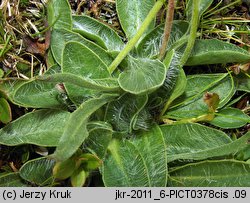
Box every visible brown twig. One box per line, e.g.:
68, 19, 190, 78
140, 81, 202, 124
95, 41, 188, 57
159, 0, 175, 60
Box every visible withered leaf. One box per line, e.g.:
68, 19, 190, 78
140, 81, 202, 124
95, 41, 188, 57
203, 92, 220, 112
23, 28, 50, 56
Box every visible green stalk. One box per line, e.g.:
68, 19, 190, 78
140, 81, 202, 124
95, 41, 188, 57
0, 35, 11, 57
179, 0, 200, 67
159, 0, 175, 60
107, 0, 165, 74
168, 32, 201, 52
204, 0, 241, 18
36, 73, 121, 92
159, 1, 200, 119
163, 113, 215, 125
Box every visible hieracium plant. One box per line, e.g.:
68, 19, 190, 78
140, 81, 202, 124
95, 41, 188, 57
0, 0, 250, 186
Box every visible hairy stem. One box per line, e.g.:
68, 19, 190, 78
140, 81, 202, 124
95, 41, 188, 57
159, 0, 175, 60
36, 73, 121, 92
179, 0, 200, 67
107, 0, 164, 74
162, 113, 215, 125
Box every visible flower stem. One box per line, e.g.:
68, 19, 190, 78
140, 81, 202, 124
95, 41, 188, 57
159, 0, 175, 60
179, 0, 200, 67
107, 0, 165, 74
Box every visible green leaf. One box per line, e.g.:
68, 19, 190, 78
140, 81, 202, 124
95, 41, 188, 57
70, 168, 87, 187
0, 98, 11, 123
7, 66, 67, 109
12, 69, 118, 108
0, 69, 4, 78
53, 158, 77, 180
165, 68, 187, 108
50, 29, 113, 66
34, 73, 120, 106
19, 157, 56, 186
79, 153, 102, 171
156, 64, 187, 113
12, 65, 65, 108
47, 0, 72, 30
236, 142, 250, 161
168, 160, 250, 186
62, 42, 110, 78
36, 73, 120, 93
53, 94, 117, 162
62, 41, 112, 104
132, 109, 153, 131
137, 21, 189, 58
0, 173, 27, 187
103, 126, 167, 186
186, 0, 213, 21
210, 107, 250, 129
103, 140, 147, 186
130, 126, 168, 186
0, 65, 60, 108
148, 51, 184, 114
13, 81, 65, 109
105, 94, 148, 133
47, 49, 57, 68
235, 73, 250, 93
225, 93, 248, 108
166, 73, 235, 119
116, 0, 155, 40
185, 39, 250, 66
0, 109, 70, 146
85, 122, 113, 159
161, 123, 250, 162
0, 79, 27, 104
118, 57, 167, 94
72, 15, 124, 51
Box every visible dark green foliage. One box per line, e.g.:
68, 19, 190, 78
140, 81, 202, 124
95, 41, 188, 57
0, 0, 249, 187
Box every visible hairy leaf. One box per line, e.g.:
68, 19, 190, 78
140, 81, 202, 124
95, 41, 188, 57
118, 57, 167, 94
116, 0, 155, 40
37, 73, 120, 92
236, 143, 250, 161
72, 15, 124, 51
47, 0, 72, 30
0, 173, 27, 187
103, 126, 167, 186
185, 39, 250, 66
19, 157, 55, 186
210, 107, 250, 129
62, 41, 112, 104
53, 94, 117, 162
161, 123, 250, 162
163, 68, 187, 110
11, 65, 67, 109
0, 79, 27, 104
85, 122, 113, 159
0, 110, 69, 146
13, 81, 64, 109
137, 21, 189, 58
169, 160, 250, 186
105, 94, 148, 133
186, 0, 213, 21
154, 52, 186, 109
235, 73, 250, 93
0, 98, 11, 123
50, 29, 113, 66
166, 73, 235, 119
